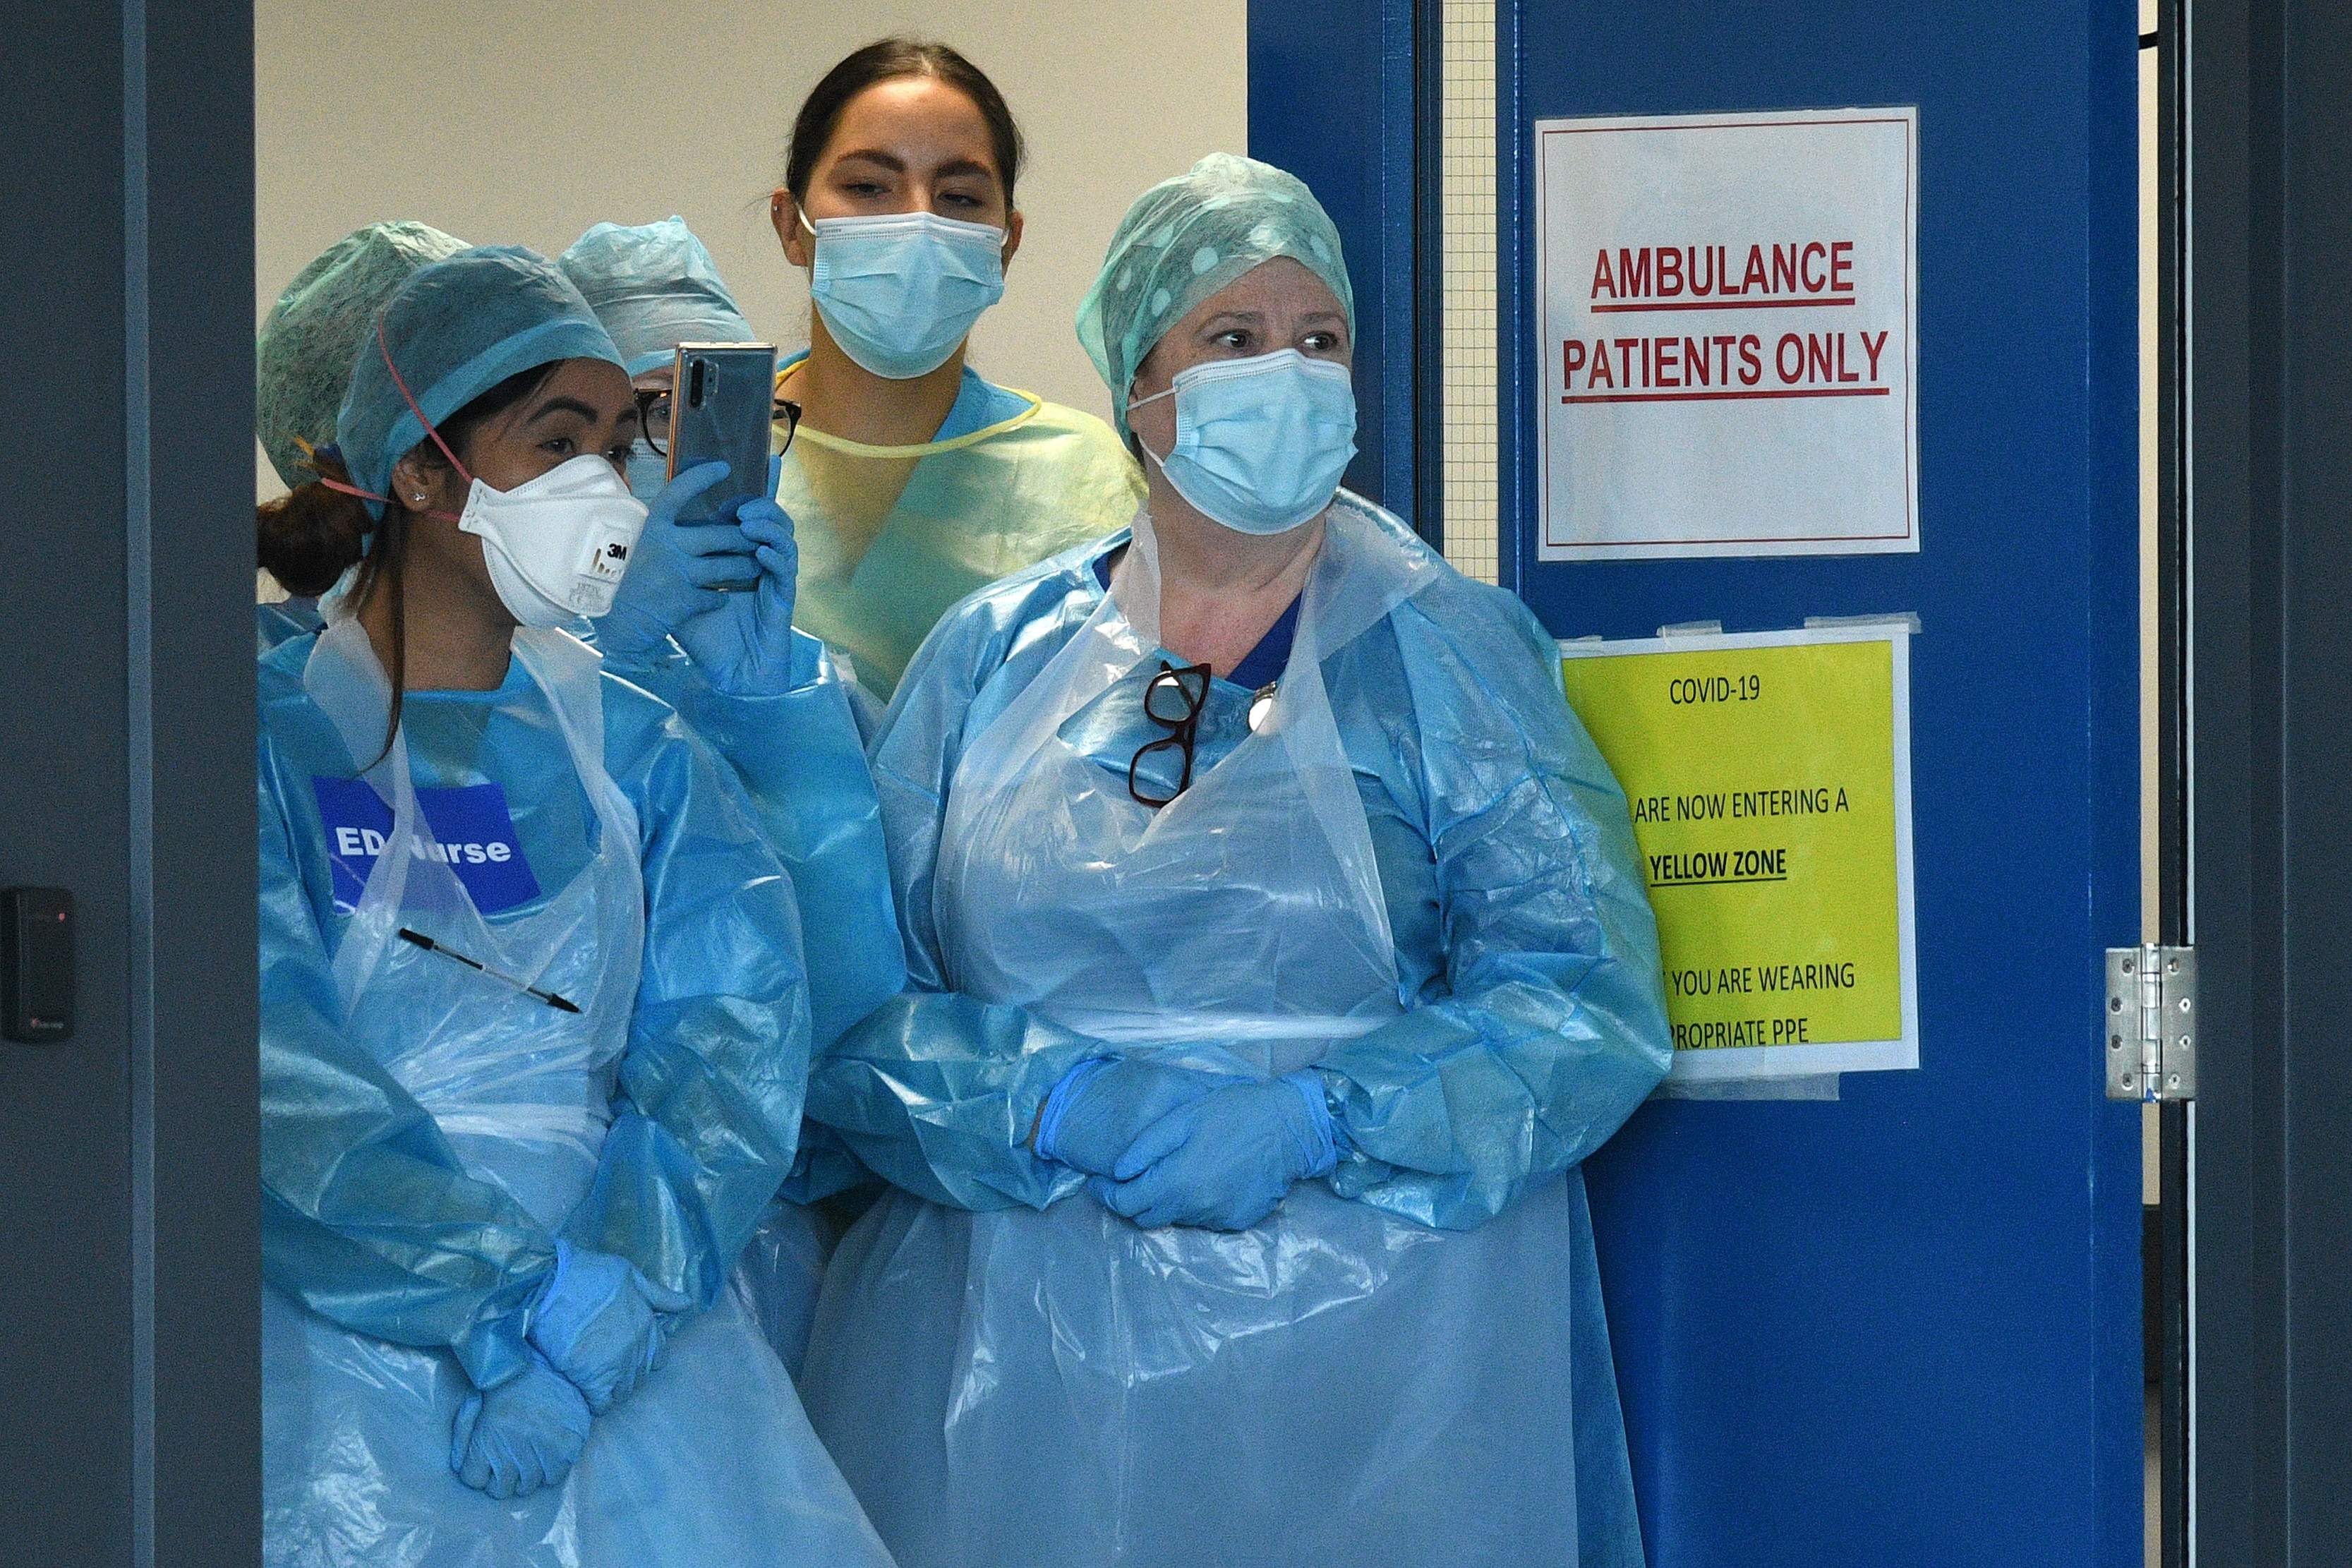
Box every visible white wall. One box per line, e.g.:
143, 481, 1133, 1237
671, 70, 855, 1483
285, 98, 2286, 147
254, 0, 1248, 500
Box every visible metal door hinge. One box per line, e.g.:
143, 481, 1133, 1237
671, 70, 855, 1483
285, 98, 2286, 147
2106, 944, 2196, 1102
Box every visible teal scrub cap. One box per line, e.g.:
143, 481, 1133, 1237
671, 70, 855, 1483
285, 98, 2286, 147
334, 245, 624, 519
1076, 152, 1354, 442
256, 221, 469, 490
558, 216, 757, 378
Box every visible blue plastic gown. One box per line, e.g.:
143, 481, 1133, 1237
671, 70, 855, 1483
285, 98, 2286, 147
800, 495, 1671, 1567
591, 628, 906, 1377
277, 603, 899, 1046
275, 595, 899, 1376
279, 583, 899, 1376
259, 626, 893, 1567
591, 628, 903, 1049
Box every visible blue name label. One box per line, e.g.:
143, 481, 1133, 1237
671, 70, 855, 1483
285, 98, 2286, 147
311, 778, 542, 916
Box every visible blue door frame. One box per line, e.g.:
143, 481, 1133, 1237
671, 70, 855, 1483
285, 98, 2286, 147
1248, 0, 1425, 528
1250, 4, 2145, 1564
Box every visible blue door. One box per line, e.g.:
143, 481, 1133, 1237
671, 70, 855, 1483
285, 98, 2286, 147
1251, 3, 2144, 1564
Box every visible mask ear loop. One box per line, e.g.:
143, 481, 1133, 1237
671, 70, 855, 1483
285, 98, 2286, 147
1124, 379, 1178, 469
315, 312, 474, 523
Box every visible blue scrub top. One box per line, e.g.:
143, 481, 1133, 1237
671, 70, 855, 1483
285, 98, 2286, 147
1087, 549, 1298, 692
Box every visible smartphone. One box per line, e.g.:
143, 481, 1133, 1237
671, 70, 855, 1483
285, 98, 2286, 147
666, 342, 779, 525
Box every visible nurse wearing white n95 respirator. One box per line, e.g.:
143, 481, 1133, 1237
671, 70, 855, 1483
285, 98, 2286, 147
253, 246, 893, 1568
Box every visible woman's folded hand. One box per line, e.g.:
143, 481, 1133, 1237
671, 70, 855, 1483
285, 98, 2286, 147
1034, 1055, 1240, 1178
1088, 1072, 1338, 1231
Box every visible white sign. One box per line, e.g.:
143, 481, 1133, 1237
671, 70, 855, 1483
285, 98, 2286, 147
1533, 108, 1919, 561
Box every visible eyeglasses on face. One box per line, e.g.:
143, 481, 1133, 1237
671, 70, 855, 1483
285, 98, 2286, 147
632, 390, 803, 461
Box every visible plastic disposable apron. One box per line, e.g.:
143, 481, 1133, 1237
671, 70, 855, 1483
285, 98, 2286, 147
805, 498, 1603, 1567
932, 495, 1420, 1066
303, 615, 641, 1259
263, 619, 891, 1568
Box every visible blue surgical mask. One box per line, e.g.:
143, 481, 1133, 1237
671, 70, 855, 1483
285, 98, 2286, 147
804, 211, 1007, 380
624, 438, 669, 502
1128, 349, 1358, 535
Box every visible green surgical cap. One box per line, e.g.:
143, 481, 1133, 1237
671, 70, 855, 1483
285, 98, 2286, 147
1076, 153, 1353, 442
256, 221, 469, 490
336, 246, 623, 520
559, 217, 756, 378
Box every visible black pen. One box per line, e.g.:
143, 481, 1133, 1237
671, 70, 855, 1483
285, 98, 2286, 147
397, 928, 582, 1014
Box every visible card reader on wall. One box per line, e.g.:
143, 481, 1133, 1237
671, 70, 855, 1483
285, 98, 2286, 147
4, 887, 73, 1043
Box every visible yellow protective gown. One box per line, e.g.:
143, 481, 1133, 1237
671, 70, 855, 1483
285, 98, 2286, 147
775, 360, 1143, 702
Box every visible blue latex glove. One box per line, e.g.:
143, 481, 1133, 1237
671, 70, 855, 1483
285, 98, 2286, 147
1092, 1072, 1340, 1231
525, 1241, 687, 1413
591, 461, 752, 659
449, 1351, 593, 1500
670, 455, 804, 696
1035, 1055, 1239, 1178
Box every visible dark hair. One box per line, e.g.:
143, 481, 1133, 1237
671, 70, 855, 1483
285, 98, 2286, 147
257, 361, 558, 762
785, 38, 1025, 207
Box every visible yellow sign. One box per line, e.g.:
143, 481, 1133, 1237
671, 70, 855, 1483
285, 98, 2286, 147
1560, 625, 1917, 1079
